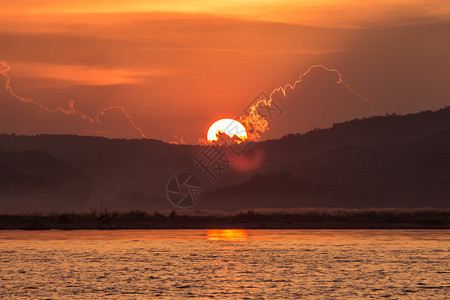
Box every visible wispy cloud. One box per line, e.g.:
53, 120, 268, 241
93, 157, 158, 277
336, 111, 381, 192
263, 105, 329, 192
1, 0, 448, 27
0, 60, 147, 138
8, 61, 180, 87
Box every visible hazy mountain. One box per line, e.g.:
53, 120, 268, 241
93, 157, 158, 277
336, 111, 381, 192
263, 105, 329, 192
0, 106, 449, 212
0, 151, 92, 212
203, 131, 450, 210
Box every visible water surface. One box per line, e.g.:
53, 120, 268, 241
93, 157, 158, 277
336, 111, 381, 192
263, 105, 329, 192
0, 229, 449, 299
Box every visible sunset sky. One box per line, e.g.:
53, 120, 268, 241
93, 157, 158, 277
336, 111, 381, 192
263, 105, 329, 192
0, 0, 449, 143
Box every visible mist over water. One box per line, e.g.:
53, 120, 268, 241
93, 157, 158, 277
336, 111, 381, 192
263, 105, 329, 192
0, 230, 448, 299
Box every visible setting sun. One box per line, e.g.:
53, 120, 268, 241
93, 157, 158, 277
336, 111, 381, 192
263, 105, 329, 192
207, 118, 247, 143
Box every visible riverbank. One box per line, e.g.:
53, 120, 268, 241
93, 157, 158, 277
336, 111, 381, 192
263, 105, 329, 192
0, 208, 449, 230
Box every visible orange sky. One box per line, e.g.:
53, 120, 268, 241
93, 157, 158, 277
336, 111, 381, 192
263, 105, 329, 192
0, 1, 449, 143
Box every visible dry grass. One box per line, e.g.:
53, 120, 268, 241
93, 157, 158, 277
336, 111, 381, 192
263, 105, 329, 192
0, 207, 448, 229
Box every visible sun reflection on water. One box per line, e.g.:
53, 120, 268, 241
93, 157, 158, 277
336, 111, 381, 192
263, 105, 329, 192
207, 229, 248, 241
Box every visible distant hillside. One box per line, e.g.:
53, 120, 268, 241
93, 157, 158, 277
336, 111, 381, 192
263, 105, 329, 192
274, 131, 450, 186
0, 106, 449, 211
257, 107, 450, 172
0, 135, 200, 211
0, 151, 92, 212
203, 131, 450, 210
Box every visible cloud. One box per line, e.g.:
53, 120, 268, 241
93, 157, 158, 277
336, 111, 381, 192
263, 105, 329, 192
0, 9, 447, 143
1, 1, 448, 28
0, 60, 147, 138
240, 65, 372, 140
8, 61, 177, 87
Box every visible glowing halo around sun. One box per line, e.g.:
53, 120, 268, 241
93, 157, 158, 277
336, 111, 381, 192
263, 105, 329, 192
207, 118, 247, 143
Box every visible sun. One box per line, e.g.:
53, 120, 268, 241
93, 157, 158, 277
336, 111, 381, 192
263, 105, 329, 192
207, 118, 247, 143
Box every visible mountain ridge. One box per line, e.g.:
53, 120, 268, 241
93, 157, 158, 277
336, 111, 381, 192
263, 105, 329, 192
0, 106, 449, 211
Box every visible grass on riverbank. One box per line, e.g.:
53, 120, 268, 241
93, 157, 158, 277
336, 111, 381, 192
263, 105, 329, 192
0, 207, 449, 229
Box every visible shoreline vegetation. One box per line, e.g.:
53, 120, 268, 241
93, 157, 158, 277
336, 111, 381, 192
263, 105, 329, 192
0, 208, 449, 230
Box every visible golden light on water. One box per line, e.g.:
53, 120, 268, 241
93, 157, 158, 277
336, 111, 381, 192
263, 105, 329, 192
207, 229, 248, 241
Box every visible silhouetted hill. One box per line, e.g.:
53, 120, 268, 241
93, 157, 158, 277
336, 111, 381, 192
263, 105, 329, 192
203, 131, 450, 210
0, 135, 200, 211
257, 107, 450, 172
0, 106, 449, 211
0, 151, 92, 212
275, 130, 450, 185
